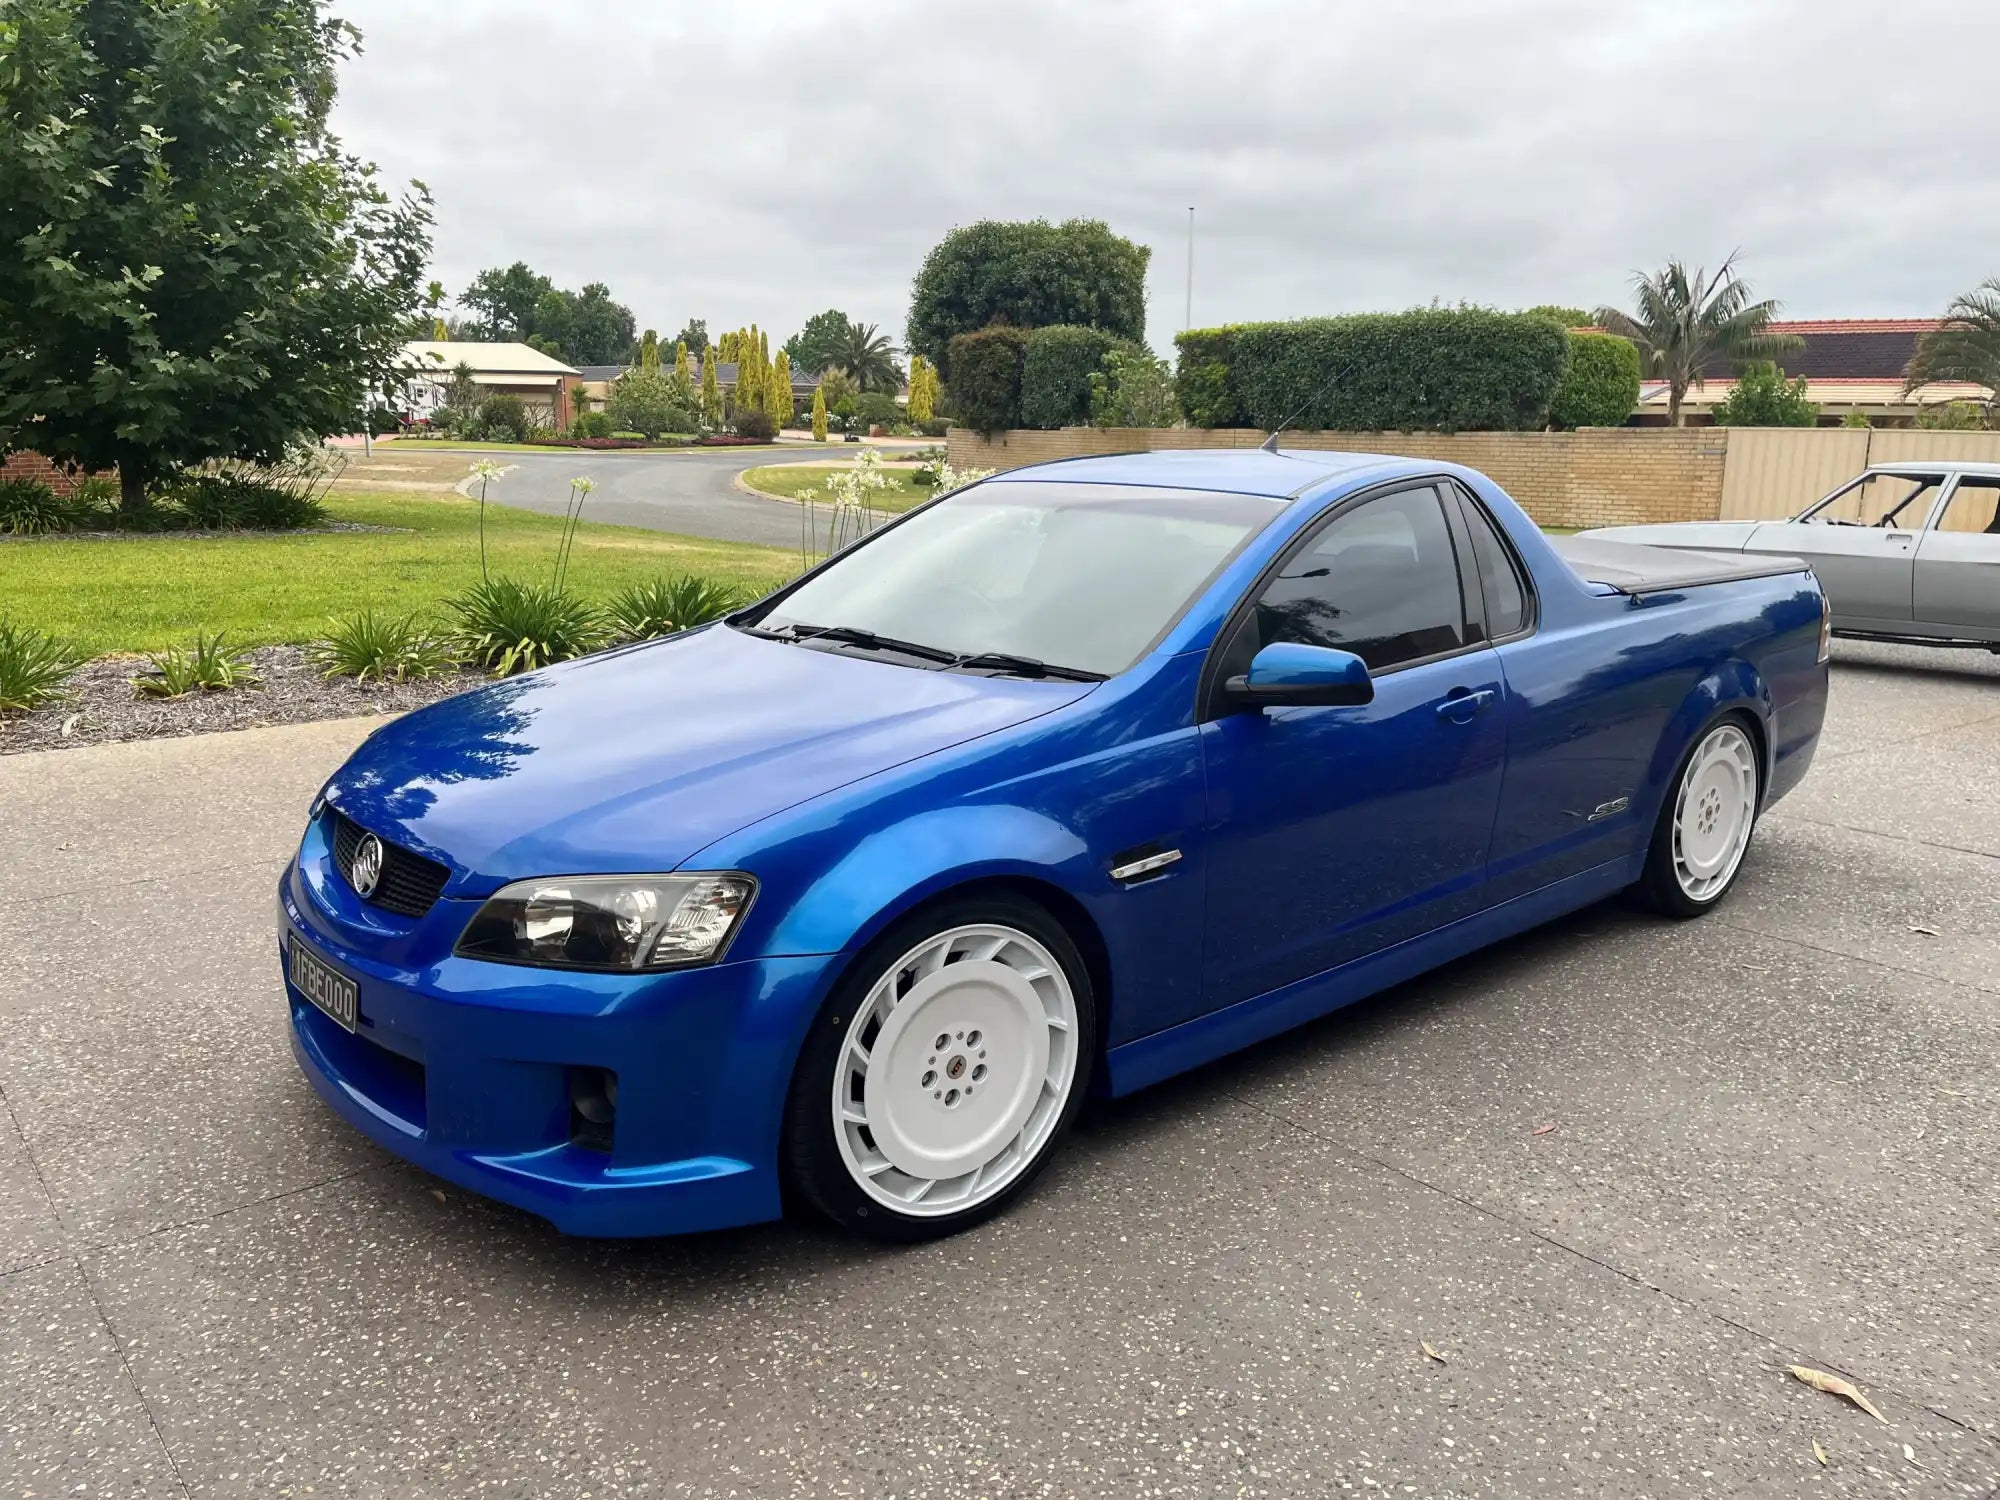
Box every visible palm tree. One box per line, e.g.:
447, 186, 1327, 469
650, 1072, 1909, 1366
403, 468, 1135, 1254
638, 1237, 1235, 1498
1593, 255, 1799, 426
824, 320, 902, 394
1904, 279, 2000, 424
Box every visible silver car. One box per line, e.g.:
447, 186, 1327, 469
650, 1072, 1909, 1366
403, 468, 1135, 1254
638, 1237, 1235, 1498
1584, 462, 2000, 649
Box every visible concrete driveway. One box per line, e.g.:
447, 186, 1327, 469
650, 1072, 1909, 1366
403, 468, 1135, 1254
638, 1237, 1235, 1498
3, 641, 1998, 1498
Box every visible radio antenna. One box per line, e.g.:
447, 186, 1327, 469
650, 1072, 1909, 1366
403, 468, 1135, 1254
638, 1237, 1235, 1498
1259, 358, 1360, 453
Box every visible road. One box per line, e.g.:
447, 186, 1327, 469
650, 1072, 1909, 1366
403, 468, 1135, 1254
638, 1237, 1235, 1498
3, 641, 1998, 1497
479, 445, 880, 549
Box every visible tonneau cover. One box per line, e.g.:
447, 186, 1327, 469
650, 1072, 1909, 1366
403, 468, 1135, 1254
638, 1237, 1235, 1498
1550, 535, 1810, 596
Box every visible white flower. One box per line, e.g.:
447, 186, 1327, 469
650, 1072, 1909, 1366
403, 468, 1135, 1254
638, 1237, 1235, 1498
570, 477, 595, 493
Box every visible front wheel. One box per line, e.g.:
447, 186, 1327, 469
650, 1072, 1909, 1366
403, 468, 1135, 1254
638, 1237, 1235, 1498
1634, 718, 1761, 918
782, 895, 1096, 1242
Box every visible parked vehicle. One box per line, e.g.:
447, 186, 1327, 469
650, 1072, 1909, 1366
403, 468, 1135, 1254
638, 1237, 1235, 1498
1582, 461, 2000, 649
279, 450, 1829, 1241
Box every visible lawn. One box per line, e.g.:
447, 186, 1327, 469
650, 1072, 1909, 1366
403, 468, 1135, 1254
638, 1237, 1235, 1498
742, 464, 936, 514
0, 491, 794, 657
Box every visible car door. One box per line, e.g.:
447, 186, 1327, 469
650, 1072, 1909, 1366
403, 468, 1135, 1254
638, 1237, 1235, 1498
1750, 472, 1941, 626
1198, 482, 1507, 1010
1913, 475, 2000, 636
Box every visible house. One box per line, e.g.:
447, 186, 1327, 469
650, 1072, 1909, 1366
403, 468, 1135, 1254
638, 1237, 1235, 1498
1625, 320, 1990, 426
396, 342, 582, 430
574, 359, 822, 418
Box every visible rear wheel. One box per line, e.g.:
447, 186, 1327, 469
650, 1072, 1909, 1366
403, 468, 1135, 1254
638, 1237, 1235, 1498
1634, 718, 1761, 918
782, 894, 1096, 1242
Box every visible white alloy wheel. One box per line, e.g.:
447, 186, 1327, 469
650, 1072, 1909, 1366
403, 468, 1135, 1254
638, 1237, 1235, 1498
831, 923, 1080, 1217
1671, 723, 1758, 903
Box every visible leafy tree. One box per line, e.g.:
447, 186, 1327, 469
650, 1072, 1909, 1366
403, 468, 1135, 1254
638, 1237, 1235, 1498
443, 362, 480, 424
1904, 279, 2000, 424
1593, 255, 1799, 426
675, 319, 708, 357
1548, 331, 1642, 428
810, 384, 828, 441
817, 367, 857, 413
639, 329, 660, 370
0, 0, 431, 510
908, 219, 1149, 379
1526, 305, 1591, 327
460, 262, 552, 341
429, 316, 449, 341
771, 349, 793, 426
1713, 362, 1818, 426
528, 282, 633, 366
608, 367, 695, 441
784, 309, 854, 375
821, 320, 901, 393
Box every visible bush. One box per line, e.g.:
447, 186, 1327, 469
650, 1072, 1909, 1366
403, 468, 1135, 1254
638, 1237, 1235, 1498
609, 368, 698, 441
308, 611, 461, 682
568, 410, 615, 440
1548, 331, 1641, 428
948, 326, 1029, 436
1916, 399, 1991, 431
0, 477, 77, 536
918, 417, 950, 438
1176, 311, 1569, 432
477, 393, 531, 442
606, 575, 746, 641
732, 406, 778, 441
134, 632, 260, 698
153, 473, 328, 530
852, 391, 904, 430
448, 577, 607, 676
1090, 348, 1179, 428
1840, 409, 1874, 429
0, 617, 85, 711
1713, 362, 1818, 427
1019, 325, 1139, 429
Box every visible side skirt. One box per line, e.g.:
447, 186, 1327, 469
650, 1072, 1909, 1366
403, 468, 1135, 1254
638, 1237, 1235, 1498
1103, 856, 1640, 1096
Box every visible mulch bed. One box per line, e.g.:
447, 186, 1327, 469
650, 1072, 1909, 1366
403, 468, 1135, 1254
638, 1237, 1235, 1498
0, 645, 481, 756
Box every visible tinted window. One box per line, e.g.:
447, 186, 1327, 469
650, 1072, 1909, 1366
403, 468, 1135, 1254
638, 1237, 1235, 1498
1454, 487, 1530, 637
1243, 486, 1470, 671
754, 482, 1280, 676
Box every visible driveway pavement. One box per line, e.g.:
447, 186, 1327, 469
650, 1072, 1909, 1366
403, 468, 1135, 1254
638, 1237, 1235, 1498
3, 641, 1998, 1498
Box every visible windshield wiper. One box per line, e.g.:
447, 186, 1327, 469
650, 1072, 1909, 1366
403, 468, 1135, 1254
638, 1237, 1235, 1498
949, 651, 1107, 682
743, 621, 959, 664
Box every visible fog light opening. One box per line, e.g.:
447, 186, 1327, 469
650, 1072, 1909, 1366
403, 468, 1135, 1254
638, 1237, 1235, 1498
569, 1067, 618, 1153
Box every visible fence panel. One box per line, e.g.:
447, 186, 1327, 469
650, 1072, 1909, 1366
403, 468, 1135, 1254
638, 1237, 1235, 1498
1719, 429, 1868, 520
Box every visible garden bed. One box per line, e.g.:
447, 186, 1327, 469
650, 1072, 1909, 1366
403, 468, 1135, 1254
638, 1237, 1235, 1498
0, 645, 480, 756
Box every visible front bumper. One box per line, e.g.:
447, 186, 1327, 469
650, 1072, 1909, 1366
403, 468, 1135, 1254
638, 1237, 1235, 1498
278, 838, 838, 1238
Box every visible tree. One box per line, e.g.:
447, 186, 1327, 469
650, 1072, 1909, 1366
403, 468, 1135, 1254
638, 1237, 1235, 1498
784, 308, 855, 374
1904, 278, 2000, 424
607, 367, 695, 441
1089, 349, 1179, 429
0, 0, 431, 509
907, 219, 1150, 379
1593, 255, 1799, 426
823, 320, 901, 393
817, 366, 857, 413
699, 355, 723, 429
443, 362, 480, 424
771, 349, 792, 427
461, 263, 632, 363
460, 262, 552, 341
674, 340, 691, 381
1916, 400, 1991, 431
810, 384, 827, 442
1526, 305, 1591, 327
675, 319, 708, 357
639, 329, 660, 370
1548, 331, 1642, 428
907, 354, 937, 424
1713, 362, 1818, 426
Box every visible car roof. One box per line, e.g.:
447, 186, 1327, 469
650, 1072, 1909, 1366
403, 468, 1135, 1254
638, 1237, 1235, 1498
1863, 461, 2000, 478
998, 447, 1435, 499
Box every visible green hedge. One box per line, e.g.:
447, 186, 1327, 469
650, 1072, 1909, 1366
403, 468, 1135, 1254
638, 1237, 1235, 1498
947, 326, 1030, 436
1548, 331, 1641, 428
1175, 310, 1569, 432
1019, 325, 1141, 429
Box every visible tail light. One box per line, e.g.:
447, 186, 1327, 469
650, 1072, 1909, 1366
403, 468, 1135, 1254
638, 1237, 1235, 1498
1817, 592, 1832, 664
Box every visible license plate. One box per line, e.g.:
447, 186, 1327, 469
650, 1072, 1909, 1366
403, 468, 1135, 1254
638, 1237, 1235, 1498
289, 940, 359, 1032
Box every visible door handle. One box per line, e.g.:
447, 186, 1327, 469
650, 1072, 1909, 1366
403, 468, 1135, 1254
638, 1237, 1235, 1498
1883, 530, 1914, 546
1436, 688, 1495, 723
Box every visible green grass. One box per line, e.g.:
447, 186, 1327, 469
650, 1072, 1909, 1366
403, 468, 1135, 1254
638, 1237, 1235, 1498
742, 464, 937, 513
0, 490, 793, 657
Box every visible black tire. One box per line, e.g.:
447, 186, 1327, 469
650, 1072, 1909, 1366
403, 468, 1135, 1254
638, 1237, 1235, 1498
1632, 713, 1763, 919
781, 892, 1098, 1243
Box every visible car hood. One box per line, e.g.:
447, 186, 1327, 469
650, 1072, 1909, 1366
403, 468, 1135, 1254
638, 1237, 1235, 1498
323, 625, 1092, 892
1575, 521, 1765, 551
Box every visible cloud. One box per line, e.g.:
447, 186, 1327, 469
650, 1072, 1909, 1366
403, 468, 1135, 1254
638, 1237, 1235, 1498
330, 0, 2000, 354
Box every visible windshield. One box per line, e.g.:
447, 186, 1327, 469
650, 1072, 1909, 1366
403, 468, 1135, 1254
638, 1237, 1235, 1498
748, 481, 1282, 676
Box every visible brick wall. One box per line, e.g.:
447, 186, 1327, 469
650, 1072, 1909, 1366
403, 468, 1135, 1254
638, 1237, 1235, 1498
945, 427, 1730, 529
0, 451, 108, 495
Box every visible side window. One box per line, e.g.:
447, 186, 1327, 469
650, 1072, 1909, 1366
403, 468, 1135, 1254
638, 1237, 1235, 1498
1809, 474, 1941, 528
1242, 486, 1471, 672
1935, 478, 2000, 536
1451, 485, 1531, 637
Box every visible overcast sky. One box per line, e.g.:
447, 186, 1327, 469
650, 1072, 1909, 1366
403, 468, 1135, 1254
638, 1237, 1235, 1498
329, 0, 2000, 356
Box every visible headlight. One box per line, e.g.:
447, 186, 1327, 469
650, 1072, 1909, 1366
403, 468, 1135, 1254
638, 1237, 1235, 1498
455, 873, 755, 971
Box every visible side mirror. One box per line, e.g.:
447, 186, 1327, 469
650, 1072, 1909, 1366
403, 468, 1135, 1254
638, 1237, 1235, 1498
1222, 642, 1374, 709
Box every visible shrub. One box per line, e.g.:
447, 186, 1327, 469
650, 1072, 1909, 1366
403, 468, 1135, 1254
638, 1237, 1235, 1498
918, 417, 950, 438
1089, 348, 1179, 428
154, 473, 327, 530
67, 475, 119, 522
1172, 326, 1246, 428
568, 410, 615, 440
1548, 331, 1641, 428
308, 611, 461, 682
448, 577, 607, 676
853, 391, 903, 430
732, 406, 778, 441
1840, 409, 1874, 429
606, 575, 746, 641
134, 632, 260, 698
609, 367, 698, 441
1020, 325, 1140, 429
0, 618, 85, 711
948, 326, 1029, 436
810, 385, 828, 442
1713, 362, 1818, 427
477, 393, 531, 442
1916, 399, 1991, 431
0, 477, 77, 535
1179, 310, 1569, 432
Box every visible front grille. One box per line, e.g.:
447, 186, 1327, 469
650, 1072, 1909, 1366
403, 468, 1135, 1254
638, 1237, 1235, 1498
329, 809, 451, 918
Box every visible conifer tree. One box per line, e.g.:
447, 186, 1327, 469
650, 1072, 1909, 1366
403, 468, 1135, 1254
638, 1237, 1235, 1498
811, 383, 828, 441
771, 349, 792, 427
